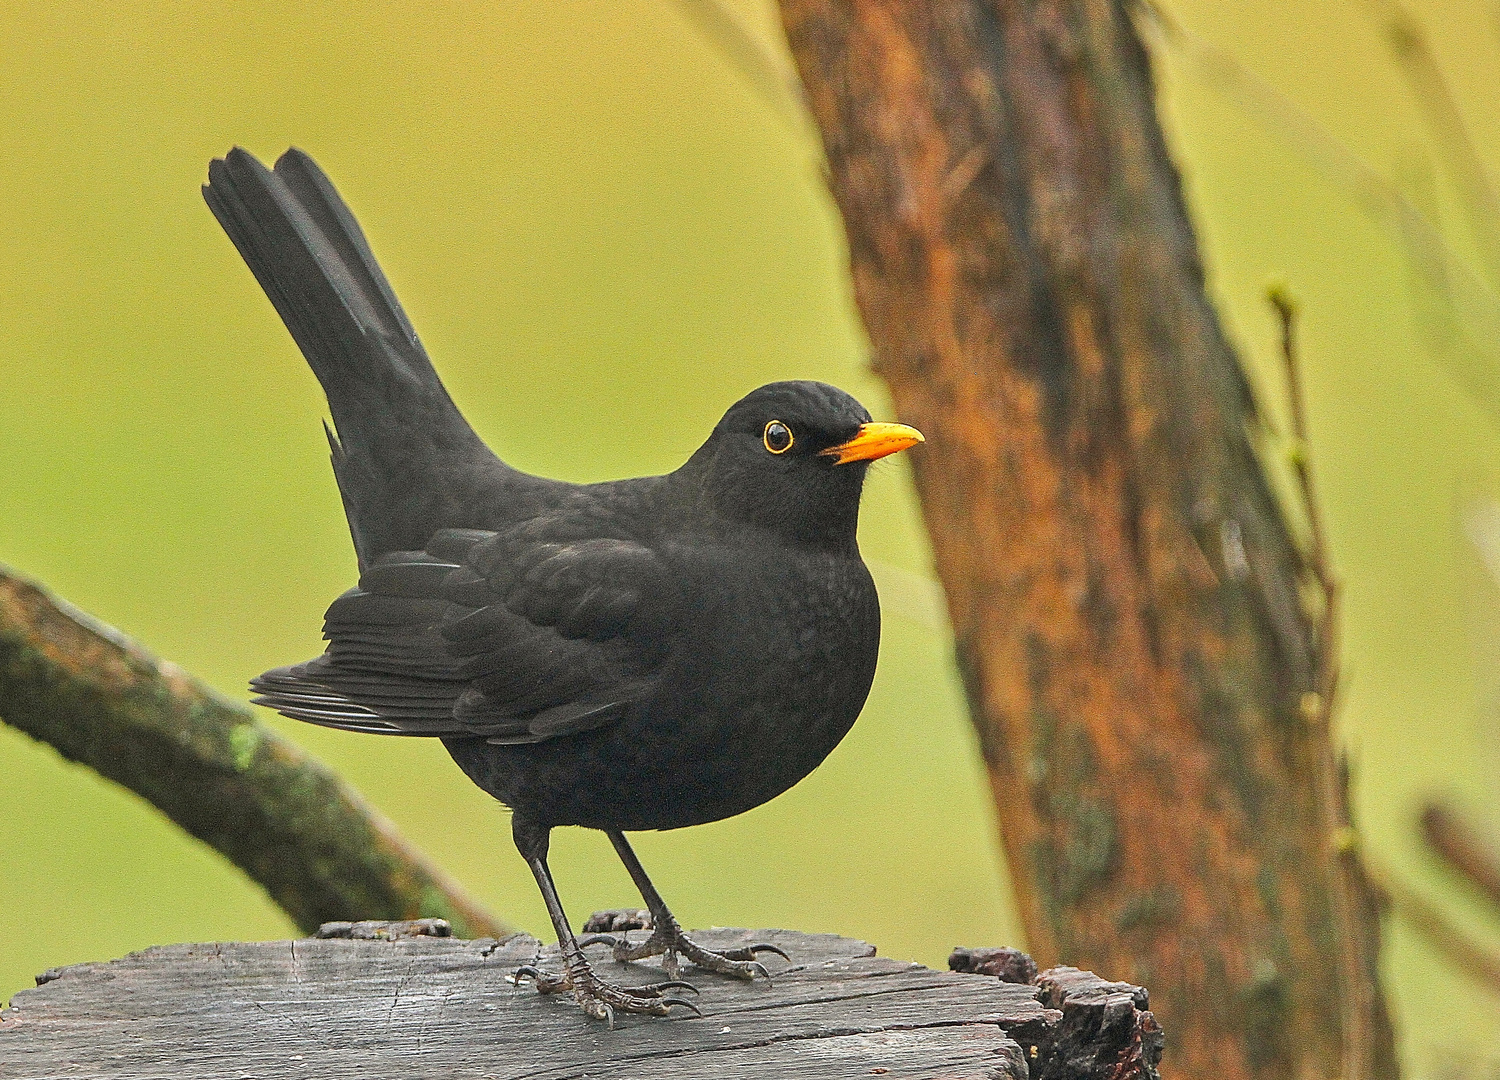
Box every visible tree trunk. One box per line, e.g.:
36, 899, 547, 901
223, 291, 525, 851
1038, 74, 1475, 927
775, 3, 1397, 1078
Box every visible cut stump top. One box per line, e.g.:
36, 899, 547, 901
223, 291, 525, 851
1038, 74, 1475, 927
1, 925, 1160, 1080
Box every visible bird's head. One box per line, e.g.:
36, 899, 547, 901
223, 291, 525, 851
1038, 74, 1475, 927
686, 380, 923, 546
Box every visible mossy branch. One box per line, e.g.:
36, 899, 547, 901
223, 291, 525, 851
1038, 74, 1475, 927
0, 564, 505, 939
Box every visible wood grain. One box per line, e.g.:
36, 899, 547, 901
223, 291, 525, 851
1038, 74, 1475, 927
0, 927, 1159, 1079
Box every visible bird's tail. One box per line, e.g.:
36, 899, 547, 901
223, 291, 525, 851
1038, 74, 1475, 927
203, 147, 507, 565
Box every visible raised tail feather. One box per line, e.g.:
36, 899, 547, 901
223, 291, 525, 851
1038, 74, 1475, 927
203, 147, 513, 566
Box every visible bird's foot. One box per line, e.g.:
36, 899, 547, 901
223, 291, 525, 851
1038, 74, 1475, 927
512, 962, 700, 1025
581, 918, 789, 982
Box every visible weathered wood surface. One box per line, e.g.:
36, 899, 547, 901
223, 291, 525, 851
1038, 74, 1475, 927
0, 926, 1159, 1079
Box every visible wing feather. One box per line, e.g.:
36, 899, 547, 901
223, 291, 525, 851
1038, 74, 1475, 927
250, 523, 680, 744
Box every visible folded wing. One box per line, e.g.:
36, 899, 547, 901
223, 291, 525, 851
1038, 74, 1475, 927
252, 525, 681, 744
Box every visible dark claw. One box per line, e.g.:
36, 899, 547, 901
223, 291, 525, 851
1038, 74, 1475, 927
642, 980, 699, 995
578, 934, 620, 950
724, 942, 790, 963
660, 996, 703, 1017
511, 964, 568, 993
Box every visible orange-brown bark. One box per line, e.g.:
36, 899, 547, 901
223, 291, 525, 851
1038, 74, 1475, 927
775, 2, 1396, 1078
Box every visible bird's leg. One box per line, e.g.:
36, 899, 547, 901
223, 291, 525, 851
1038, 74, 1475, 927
580, 830, 789, 982
509, 817, 699, 1024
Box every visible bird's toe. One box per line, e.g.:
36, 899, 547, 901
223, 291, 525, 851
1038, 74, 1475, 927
517, 954, 701, 1021
674, 934, 787, 983
511, 964, 569, 994
720, 942, 792, 964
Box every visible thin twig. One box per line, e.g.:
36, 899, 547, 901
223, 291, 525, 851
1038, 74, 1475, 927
1137, 0, 1500, 423
1363, 0, 1500, 290
670, 0, 816, 139
1267, 289, 1369, 1080
0, 564, 506, 940
1422, 802, 1500, 908
1271, 288, 1335, 593
1378, 867, 1500, 993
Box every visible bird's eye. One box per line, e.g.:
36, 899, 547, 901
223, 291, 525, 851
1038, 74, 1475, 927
763, 420, 793, 454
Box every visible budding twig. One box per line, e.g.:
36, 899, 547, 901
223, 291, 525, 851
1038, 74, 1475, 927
1268, 288, 1368, 1080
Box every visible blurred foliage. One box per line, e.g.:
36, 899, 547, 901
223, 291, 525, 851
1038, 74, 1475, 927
0, 1, 1497, 1076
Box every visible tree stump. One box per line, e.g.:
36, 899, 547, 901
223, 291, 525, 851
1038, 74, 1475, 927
0, 921, 1159, 1079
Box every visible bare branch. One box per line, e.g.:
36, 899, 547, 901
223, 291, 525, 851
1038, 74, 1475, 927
669, 0, 814, 139
1269, 289, 1372, 1080
1381, 869, 1500, 993
1138, 0, 1500, 423
1363, 0, 1500, 290
1422, 802, 1500, 909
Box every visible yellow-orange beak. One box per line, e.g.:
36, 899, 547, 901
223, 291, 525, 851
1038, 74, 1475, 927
819, 422, 925, 465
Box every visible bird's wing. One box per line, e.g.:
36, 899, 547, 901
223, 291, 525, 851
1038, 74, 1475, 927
251, 526, 681, 745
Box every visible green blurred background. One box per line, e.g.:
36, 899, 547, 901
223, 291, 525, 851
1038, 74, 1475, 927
1, 1, 1497, 1075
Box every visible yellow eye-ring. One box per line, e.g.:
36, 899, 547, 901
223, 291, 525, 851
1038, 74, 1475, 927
763, 420, 794, 454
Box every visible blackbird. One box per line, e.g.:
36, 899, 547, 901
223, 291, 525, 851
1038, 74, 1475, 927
203, 147, 923, 1022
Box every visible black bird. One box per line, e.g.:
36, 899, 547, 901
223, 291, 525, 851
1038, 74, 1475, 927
203, 147, 923, 1022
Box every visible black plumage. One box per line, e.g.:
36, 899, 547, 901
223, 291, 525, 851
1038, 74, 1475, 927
204, 147, 922, 1022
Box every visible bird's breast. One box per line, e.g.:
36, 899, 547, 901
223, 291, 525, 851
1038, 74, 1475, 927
624, 541, 881, 824
458, 538, 884, 832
